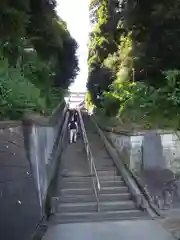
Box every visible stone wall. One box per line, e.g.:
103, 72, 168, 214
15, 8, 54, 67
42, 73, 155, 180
162, 133, 180, 174
108, 131, 180, 175
106, 130, 180, 211
22, 102, 68, 212
0, 102, 67, 240
0, 122, 41, 240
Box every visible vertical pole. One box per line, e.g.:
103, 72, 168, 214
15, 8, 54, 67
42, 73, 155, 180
132, 68, 135, 82
91, 156, 93, 175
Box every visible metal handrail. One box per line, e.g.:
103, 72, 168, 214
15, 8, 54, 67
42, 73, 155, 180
77, 109, 101, 212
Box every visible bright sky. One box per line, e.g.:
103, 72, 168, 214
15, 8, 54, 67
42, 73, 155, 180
56, 0, 91, 93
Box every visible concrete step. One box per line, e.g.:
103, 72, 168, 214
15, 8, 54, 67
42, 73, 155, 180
57, 200, 135, 213
98, 158, 112, 162
60, 176, 93, 182
100, 186, 129, 194
56, 195, 96, 203
61, 180, 125, 188
61, 175, 122, 182
96, 168, 117, 173
57, 192, 131, 203
51, 210, 147, 224
101, 181, 124, 187
57, 201, 96, 213
98, 170, 118, 176
60, 188, 94, 195
96, 166, 117, 170
99, 175, 122, 181
99, 193, 131, 201
60, 186, 129, 195
100, 201, 135, 211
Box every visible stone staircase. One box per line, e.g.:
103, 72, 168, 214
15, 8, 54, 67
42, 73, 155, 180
50, 172, 147, 224
49, 112, 148, 224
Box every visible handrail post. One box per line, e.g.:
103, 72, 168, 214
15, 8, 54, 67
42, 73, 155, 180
90, 157, 93, 174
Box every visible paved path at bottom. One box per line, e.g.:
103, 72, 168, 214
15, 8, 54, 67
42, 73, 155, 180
43, 220, 174, 240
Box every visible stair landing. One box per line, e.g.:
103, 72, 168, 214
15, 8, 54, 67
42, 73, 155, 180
43, 220, 174, 240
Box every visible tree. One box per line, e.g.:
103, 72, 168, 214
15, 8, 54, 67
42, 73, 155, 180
87, 0, 120, 105
0, 0, 79, 119
87, 0, 180, 129
88, 0, 180, 105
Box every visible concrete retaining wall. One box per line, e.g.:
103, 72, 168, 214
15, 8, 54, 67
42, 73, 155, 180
108, 131, 180, 175
0, 102, 67, 240
0, 122, 41, 240
23, 102, 67, 213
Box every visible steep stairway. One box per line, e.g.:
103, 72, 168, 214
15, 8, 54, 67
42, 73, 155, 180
49, 112, 148, 225
51, 174, 147, 224
80, 112, 148, 221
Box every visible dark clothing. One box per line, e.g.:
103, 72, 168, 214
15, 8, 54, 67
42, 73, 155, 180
68, 110, 74, 121
74, 113, 78, 122
69, 121, 77, 130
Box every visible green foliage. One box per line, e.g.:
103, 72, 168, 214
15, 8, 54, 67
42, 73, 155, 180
0, 57, 46, 120
88, 54, 100, 72
46, 87, 67, 112
102, 70, 180, 129
101, 93, 120, 117
22, 51, 51, 90
89, 0, 101, 24
0, 0, 79, 119
118, 0, 180, 86
0, 3, 29, 40
85, 91, 94, 110
0, 0, 79, 88
88, 0, 180, 130
87, 0, 119, 105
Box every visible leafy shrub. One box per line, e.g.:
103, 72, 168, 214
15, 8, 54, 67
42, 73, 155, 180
102, 70, 180, 129
0, 57, 46, 119
85, 91, 95, 110
101, 92, 120, 117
